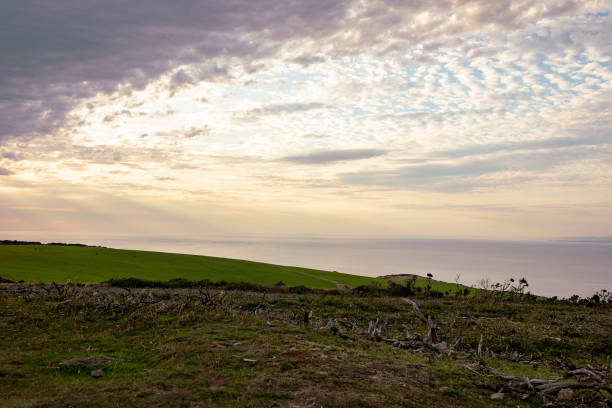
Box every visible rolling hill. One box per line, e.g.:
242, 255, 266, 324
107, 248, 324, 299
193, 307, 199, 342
0, 245, 384, 289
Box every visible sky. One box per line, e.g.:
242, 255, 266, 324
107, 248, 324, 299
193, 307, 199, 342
1, 0, 611, 244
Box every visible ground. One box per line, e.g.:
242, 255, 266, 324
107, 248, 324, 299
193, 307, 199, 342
1, 284, 610, 407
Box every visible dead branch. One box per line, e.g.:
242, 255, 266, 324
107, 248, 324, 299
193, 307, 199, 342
401, 298, 438, 344
368, 318, 382, 339
537, 382, 612, 395
565, 368, 604, 383
469, 362, 612, 399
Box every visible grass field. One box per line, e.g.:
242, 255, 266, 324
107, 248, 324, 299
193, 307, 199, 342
0, 245, 386, 289
1, 285, 610, 407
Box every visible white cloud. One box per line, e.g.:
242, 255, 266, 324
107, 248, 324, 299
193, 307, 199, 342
1, 0, 611, 239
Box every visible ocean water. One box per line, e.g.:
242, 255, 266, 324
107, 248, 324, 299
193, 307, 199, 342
98, 237, 612, 298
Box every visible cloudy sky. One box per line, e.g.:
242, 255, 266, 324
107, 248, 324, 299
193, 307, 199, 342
1, 0, 611, 243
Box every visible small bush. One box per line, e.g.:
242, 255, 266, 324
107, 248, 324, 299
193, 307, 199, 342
225, 281, 267, 292
288, 285, 313, 294
387, 280, 415, 296
354, 285, 384, 297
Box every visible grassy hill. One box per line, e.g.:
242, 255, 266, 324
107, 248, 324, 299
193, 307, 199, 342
0, 245, 384, 289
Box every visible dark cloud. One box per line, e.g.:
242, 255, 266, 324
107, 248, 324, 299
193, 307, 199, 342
342, 159, 502, 191
0, 0, 603, 146
147, 126, 212, 140
2, 151, 23, 161
169, 64, 231, 93
257, 103, 328, 115
431, 132, 612, 159
0, 168, 13, 176
51, 144, 182, 166
183, 126, 211, 139
342, 146, 611, 192
0, 0, 351, 143
102, 109, 147, 123
289, 54, 327, 67
282, 149, 387, 164
170, 163, 200, 170
234, 102, 329, 122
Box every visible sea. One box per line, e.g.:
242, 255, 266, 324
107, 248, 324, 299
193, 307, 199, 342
91, 236, 611, 298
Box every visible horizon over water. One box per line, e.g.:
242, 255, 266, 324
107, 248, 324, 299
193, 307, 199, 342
23, 235, 610, 298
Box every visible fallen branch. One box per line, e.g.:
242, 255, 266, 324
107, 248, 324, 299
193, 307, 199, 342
564, 368, 604, 383
401, 298, 438, 344
537, 381, 612, 395
468, 362, 612, 399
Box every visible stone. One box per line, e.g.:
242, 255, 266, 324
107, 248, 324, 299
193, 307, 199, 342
557, 388, 574, 400
490, 392, 504, 401
90, 369, 105, 378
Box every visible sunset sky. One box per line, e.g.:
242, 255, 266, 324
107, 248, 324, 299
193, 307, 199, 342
1, 1, 611, 243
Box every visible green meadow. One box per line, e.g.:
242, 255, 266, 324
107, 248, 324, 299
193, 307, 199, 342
0, 245, 385, 289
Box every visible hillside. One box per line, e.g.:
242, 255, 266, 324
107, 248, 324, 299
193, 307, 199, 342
0, 245, 384, 289
1, 283, 610, 407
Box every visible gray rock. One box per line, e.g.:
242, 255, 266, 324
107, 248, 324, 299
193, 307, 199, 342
490, 392, 504, 401
557, 388, 574, 400
90, 369, 105, 378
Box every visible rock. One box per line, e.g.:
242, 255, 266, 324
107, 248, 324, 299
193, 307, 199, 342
557, 388, 574, 400
490, 392, 504, 401
90, 369, 105, 378
433, 341, 448, 353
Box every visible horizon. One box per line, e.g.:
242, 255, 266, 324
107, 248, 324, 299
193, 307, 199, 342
1, 1, 611, 242
2, 235, 610, 298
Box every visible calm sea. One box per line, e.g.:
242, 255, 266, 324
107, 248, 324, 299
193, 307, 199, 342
95, 236, 611, 298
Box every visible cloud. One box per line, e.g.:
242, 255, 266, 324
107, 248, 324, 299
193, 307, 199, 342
1, 0, 611, 242
2, 151, 23, 161
233, 102, 329, 122
0, 0, 351, 143
102, 109, 147, 123
341, 145, 611, 192
342, 159, 502, 191
169, 64, 231, 92
5, 0, 604, 145
289, 54, 327, 67
430, 132, 612, 159
0, 168, 13, 176
282, 149, 387, 165
302, 133, 329, 139
182, 126, 211, 139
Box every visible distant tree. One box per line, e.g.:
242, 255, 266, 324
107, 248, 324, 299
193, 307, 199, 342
425, 273, 433, 295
